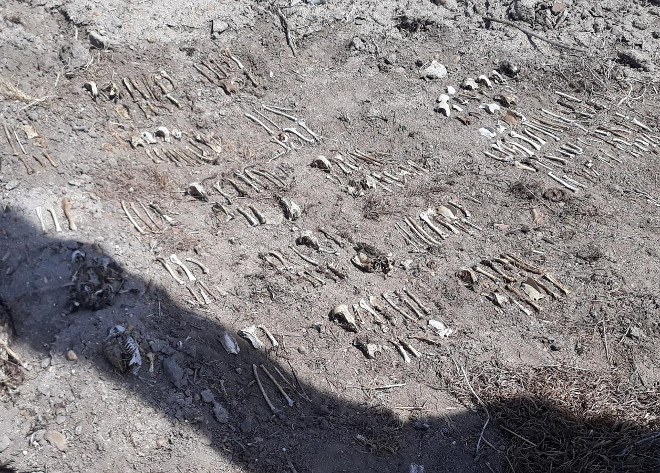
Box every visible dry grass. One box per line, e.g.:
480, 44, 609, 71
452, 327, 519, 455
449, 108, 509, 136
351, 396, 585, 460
0, 76, 34, 102
466, 365, 660, 473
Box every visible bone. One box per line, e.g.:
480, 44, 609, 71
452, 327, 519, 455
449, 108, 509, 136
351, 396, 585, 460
235, 172, 260, 192
18, 155, 34, 174
289, 245, 319, 266
562, 174, 587, 189
35, 207, 47, 233
392, 341, 411, 363
298, 120, 321, 141
239, 325, 264, 349
525, 123, 561, 141
543, 273, 570, 295
258, 325, 279, 348
359, 299, 381, 320
58, 199, 77, 231
481, 260, 516, 282
169, 254, 196, 282
409, 216, 443, 246
284, 127, 315, 143
548, 172, 577, 192
505, 139, 535, 156
197, 280, 217, 301
523, 128, 547, 146
213, 183, 234, 205
227, 178, 248, 196
197, 285, 212, 305
263, 105, 298, 121
139, 202, 161, 231
505, 284, 542, 312
157, 257, 186, 285
555, 91, 581, 103
253, 364, 284, 418
185, 258, 209, 274
395, 291, 424, 319
130, 202, 156, 232
121, 201, 146, 233
261, 364, 294, 407
510, 131, 541, 150
403, 288, 430, 315
382, 292, 415, 321
399, 339, 421, 358
533, 277, 560, 299
318, 227, 344, 248
246, 113, 275, 135
237, 207, 258, 226
472, 265, 499, 282
251, 169, 284, 189
3, 122, 18, 156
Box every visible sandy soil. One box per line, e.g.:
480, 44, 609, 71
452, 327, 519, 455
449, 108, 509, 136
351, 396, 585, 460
1, 1, 659, 472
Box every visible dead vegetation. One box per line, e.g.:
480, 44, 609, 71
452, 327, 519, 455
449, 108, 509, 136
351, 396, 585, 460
458, 364, 660, 473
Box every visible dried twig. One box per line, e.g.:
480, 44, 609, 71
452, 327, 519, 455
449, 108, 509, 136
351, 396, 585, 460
484, 17, 587, 53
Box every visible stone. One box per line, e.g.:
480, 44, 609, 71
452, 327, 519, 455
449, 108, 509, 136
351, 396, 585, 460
88, 31, 110, 49
45, 430, 67, 451
509, 0, 538, 24
200, 389, 215, 404
420, 60, 447, 80
551, 0, 565, 15
162, 357, 187, 388
66, 350, 78, 361
0, 434, 10, 453
212, 402, 229, 423
212, 20, 229, 35
59, 40, 91, 70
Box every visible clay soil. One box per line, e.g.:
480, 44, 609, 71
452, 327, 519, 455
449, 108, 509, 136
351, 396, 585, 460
1, 1, 659, 472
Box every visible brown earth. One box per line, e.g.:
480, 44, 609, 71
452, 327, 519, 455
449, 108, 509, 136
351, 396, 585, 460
1, 1, 659, 472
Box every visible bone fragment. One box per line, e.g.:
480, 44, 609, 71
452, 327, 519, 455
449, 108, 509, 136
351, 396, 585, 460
169, 254, 196, 282
253, 364, 283, 418
261, 364, 294, 407
258, 325, 279, 348
121, 201, 145, 234
35, 207, 47, 233
185, 258, 208, 274
392, 341, 411, 363
157, 257, 186, 285
403, 288, 430, 315
46, 207, 62, 232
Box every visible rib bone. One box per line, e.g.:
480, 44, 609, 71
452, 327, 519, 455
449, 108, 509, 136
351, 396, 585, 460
169, 254, 196, 282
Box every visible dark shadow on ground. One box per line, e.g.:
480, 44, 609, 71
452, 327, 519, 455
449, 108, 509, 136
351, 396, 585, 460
1, 212, 658, 473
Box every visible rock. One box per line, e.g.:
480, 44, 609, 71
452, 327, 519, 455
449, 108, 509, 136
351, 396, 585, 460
200, 389, 215, 403
162, 357, 187, 388
45, 430, 67, 451
66, 350, 78, 361
0, 434, 10, 453
59, 40, 91, 70
628, 327, 643, 339
420, 60, 447, 80
212, 402, 229, 423
211, 20, 229, 35
5, 180, 19, 191
508, 0, 538, 25
461, 77, 478, 90
446, 85, 456, 95
551, 0, 565, 15
88, 31, 110, 49
618, 50, 655, 72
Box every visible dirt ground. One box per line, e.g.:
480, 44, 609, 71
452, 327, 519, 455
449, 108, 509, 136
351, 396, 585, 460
1, 1, 659, 472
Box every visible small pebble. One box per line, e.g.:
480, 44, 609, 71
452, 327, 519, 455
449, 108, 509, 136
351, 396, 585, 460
66, 350, 78, 361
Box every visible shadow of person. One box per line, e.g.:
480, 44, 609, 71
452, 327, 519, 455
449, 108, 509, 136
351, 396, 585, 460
1, 212, 658, 473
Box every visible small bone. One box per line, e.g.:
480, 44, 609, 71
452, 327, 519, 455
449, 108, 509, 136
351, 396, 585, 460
220, 332, 240, 354
263, 105, 298, 121
477, 75, 493, 88
543, 273, 570, 295
403, 288, 430, 315
246, 113, 275, 134
406, 217, 442, 246
185, 258, 209, 274
169, 254, 196, 282
359, 299, 381, 320
523, 128, 547, 146
139, 202, 161, 231
399, 340, 421, 358
35, 207, 47, 233
46, 207, 62, 232
130, 202, 156, 232
197, 285, 212, 305
392, 341, 411, 363
235, 172, 260, 192
504, 254, 543, 274
562, 174, 587, 189
253, 364, 283, 418
197, 280, 217, 301
510, 131, 541, 150
284, 127, 315, 143
505, 139, 535, 156
213, 183, 234, 205
3, 122, 18, 156
472, 265, 499, 282
525, 123, 561, 141
289, 246, 319, 266
396, 291, 424, 319
481, 260, 516, 282
237, 207, 258, 226
155, 126, 171, 142
62, 198, 78, 231
505, 284, 541, 312
298, 120, 321, 141
258, 326, 279, 348
157, 257, 186, 285
260, 364, 294, 407
239, 325, 264, 349
318, 227, 344, 248
121, 201, 145, 234
555, 91, 581, 103
548, 172, 577, 192
382, 292, 415, 321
